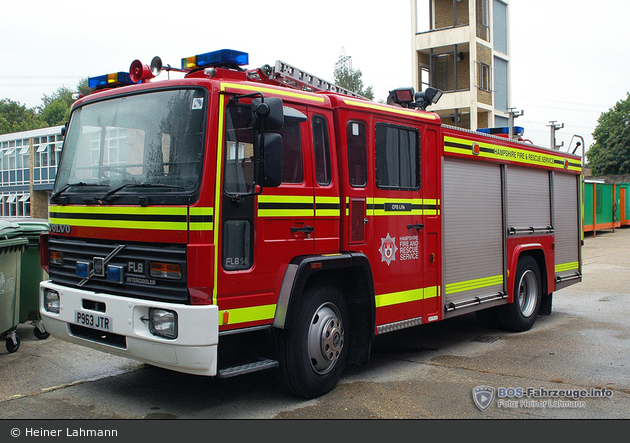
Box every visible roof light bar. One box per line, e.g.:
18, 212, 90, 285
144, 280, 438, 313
181, 49, 249, 71
88, 72, 136, 89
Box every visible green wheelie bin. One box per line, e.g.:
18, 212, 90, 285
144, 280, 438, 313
0, 220, 28, 353
15, 220, 50, 340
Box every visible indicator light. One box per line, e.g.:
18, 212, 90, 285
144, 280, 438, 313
150, 262, 182, 280
49, 250, 63, 266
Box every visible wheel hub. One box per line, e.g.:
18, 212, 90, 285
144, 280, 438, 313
518, 269, 537, 317
308, 304, 345, 375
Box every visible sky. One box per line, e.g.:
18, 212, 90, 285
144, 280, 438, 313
1, 0, 629, 159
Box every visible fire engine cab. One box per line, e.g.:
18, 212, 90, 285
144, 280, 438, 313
39, 49, 582, 399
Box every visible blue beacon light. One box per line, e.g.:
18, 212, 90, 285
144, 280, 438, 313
181, 49, 249, 71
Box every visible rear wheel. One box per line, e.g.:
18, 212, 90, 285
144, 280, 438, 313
499, 255, 542, 332
278, 283, 349, 399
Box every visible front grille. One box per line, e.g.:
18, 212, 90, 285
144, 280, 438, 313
48, 237, 189, 304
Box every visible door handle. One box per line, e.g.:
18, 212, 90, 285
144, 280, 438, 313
291, 225, 315, 233
407, 223, 424, 230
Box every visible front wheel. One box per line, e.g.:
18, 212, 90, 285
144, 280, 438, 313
499, 255, 542, 332
277, 284, 349, 399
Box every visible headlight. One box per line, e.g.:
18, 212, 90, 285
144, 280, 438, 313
148, 308, 178, 339
44, 289, 60, 314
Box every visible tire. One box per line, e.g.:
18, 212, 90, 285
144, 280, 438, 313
6, 335, 20, 353
499, 255, 542, 332
278, 283, 349, 399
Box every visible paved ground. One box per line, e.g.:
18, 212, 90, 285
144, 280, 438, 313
0, 227, 628, 423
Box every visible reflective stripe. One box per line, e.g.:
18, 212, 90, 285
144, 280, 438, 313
370, 197, 440, 216
376, 285, 440, 308
220, 304, 277, 326
315, 196, 340, 217
555, 261, 579, 273
343, 99, 438, 121
213, 94, 227, 305
258, 195, 314, 217
220, 82, 325, 103
257, 195, 341, 217
190, 207, 214, 231
445, 275, 504, 295
48, 205, 187, 231
444, 136, 583, 172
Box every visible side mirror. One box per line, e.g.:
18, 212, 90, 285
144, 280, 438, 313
251, 97, 284, 131
262, 133, 283, 187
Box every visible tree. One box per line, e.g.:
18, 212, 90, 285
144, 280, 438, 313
0, 99, 45, 134
587, 93, 630, 175
0, 78, 89, 135
333, 50, 374, 100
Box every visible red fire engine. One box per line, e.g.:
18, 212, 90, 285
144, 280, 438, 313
39, 49, 582, 399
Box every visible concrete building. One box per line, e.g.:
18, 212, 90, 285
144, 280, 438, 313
411, 0, 511, 130
0, 125, 64, 219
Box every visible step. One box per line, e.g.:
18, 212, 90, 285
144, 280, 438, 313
217, 359, 279, 378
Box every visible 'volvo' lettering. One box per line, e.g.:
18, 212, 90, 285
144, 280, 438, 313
50, 224, 72, 234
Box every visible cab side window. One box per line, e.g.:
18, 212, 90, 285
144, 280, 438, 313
312, 115, 331, 186
375, 123, 420, 190
347, 121, 367, 188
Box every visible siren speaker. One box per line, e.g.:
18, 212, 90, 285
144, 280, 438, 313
129, 59, 153, 83
151, 56, 163, 77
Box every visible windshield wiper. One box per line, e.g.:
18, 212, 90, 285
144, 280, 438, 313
97, 183, 130, 203
50, 182, 101, 201
97, 183, 185, 204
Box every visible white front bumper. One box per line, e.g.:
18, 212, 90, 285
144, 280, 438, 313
39, 280, 219, 376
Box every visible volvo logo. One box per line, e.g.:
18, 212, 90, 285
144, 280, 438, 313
50, 224, 72, 234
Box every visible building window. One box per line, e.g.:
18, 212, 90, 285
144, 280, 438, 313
431, 0, 470, 30
19, 194, 30, 218
476, 0, 490, 41
431, 45, 470, 92
477, 62, 492, 92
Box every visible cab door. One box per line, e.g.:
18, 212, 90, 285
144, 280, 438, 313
309, 110, 340, 253
370, 122, 425, 329
217, 99, 314, 331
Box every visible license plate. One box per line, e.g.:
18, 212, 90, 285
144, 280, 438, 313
74, 311, 112, 332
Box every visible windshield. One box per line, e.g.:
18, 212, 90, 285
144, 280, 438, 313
54, 88, 206, 201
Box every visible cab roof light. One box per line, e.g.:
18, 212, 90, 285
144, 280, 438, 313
387, 86, 443, 111
182, 49, 249, 71
88, 72, 136, 89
